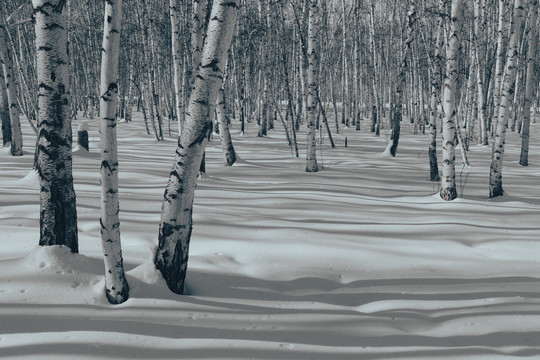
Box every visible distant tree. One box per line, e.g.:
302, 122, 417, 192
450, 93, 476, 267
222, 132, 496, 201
305, 0, 318, 172
489, 0, 525, 198
33, 0, 78, 252
389, 0, 416, 157
155, 0, 239, 294
0, 23, 22, 156
0, 61, 10, 146
519, 0, 537, 167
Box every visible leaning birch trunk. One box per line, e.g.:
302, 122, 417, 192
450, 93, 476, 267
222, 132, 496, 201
99, 0, 129, 305
0, 25, 23, 156
305, 0, 318, 172
216, 87, 236, 166
170, 0, 184, 135
155, 0, 239, 294
33, 0, 78, 252
439, 0, 463, 201
519, 0, 537, 167
489, 0, 525, 198
389, 0, 416, 157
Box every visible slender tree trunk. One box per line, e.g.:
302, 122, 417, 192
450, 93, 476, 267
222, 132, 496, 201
428, 11, 443, 182
99, 0, 129, 305
33, 0, 78, 252
519, 0, 537, 166
440, 0, 463, 201
0, 25, 23, 156
305, 0, 318, 172
489, 0, 525, 198
492, 0, 506, 137
217, 87, 236, 166
155, 0, 239, 294
390, 0, 416, 157
170, 0, 184, 135
0, 63, 10, 146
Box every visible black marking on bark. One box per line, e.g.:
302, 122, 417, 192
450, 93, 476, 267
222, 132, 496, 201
44, 23, 64, 31
202, 58, 220, 73
221, 2, 239, 8
38, 82, 54, 92
101, 160, 118, 173
107, 16, 112, 23
38, 46, 53, 52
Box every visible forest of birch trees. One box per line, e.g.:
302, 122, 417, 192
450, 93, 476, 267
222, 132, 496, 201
0, 0, 538, 302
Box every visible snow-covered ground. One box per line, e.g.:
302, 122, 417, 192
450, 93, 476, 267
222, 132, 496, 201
1, 115, 539, 359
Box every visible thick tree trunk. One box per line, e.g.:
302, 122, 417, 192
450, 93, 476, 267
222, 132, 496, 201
33, 0, 79, 252
99, 0, 129, 305
519, 0, 537, 167
439, 0, 463, 201
155, 0, 239, 294
0, 25, 23, 156
489, 0, 525, 198
305, 0, 318, 172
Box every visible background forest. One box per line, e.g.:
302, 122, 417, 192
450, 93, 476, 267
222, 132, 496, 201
1, 0, 540, 358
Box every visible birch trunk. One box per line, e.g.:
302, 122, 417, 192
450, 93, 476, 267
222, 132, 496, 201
473, 0, 488, 146
155, 0, 239, 294
170, 0, 184, 135
428, 13, 443, 181
33, 0, 78, 252
492, 0, 505, 136
519, 0, 537, 166
390, 0, 416, 157
99, 0, 129, 305
0, 25, 22, 156
489, 0, 525, 198
217, 87, 236, 166
0, 62, 10, 146
439, 0, 463, 201
305, 0, 318, 172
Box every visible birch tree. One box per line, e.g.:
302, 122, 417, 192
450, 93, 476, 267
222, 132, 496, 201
155, 0, 239, 294
489, 0, 525, 198
0, 24, 22, 156
0, 67, 9, 145
519, 0, 537, 167
305, 0, 318, 172
99, 0, 129, 304
389, 0, 416, 157
439, 0, 463, 201
170, 0, 184, 134
33, 0, 78, 252
217, 86, 236, 166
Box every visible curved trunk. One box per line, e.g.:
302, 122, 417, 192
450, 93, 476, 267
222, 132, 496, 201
155, 0, 239, 294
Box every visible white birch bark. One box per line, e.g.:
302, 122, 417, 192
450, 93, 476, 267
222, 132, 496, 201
439, 0, 463, 201
305, 0, 318, 172
519, 0, 537, 166
0, 25, 22, 156
170, 0, 184, 135
492, 0, 505, 135
489, 0, 525, 198
33, 0, 78, 252
155, 0, 239, 294
99, 0, 129, 305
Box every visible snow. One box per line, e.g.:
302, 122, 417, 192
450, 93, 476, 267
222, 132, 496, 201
1, 114, 540, 359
